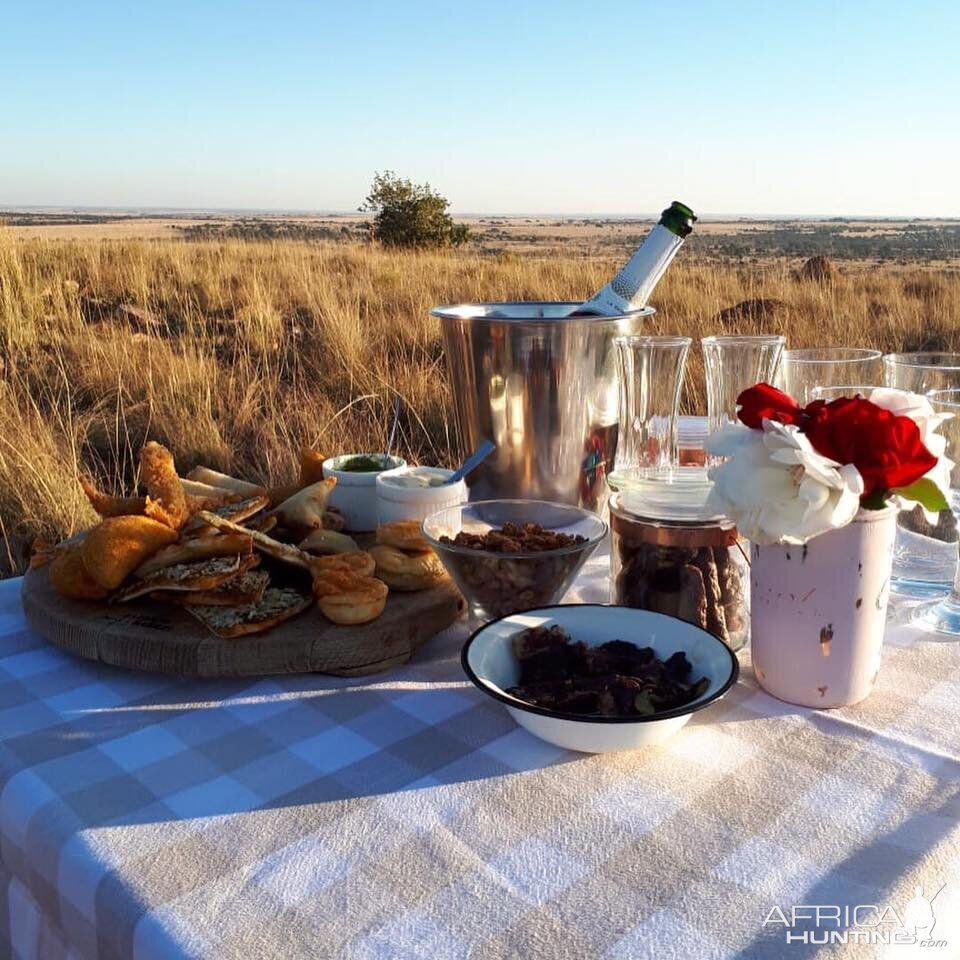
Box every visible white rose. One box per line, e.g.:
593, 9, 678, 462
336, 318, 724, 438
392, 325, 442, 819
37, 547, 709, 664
868, 388, 953, 520
706, 420, 864, 546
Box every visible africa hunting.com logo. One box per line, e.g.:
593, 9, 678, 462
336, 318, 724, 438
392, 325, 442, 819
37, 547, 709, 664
763, 884, 947, 948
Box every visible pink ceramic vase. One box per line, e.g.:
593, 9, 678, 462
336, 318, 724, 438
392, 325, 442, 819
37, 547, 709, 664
750, 506, 897, 708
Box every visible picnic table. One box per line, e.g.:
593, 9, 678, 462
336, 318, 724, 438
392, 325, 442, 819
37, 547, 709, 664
0, 556, 958, 960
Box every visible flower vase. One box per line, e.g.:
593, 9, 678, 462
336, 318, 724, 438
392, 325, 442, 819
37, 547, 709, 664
750, 506, 897, 708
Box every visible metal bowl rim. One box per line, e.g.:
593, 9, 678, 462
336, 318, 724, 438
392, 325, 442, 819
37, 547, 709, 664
430, 301, 656, 323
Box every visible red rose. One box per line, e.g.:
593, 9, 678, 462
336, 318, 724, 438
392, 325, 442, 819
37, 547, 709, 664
803, 397, 937, 496
737, 383, 805, 429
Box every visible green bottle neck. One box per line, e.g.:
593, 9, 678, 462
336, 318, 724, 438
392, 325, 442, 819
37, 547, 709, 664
658, 201, 697, 238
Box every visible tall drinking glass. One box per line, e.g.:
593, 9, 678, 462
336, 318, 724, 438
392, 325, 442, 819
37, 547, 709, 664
884, 353, 960, 593
779, 348, 883, 403
702, 335, 785, 439
916, 389, 960, 638
612, 336, 691, 486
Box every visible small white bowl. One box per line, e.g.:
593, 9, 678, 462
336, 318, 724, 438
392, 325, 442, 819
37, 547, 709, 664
323, 454, 406, 532
462, 605, 738, 753
376, 467, 467, 526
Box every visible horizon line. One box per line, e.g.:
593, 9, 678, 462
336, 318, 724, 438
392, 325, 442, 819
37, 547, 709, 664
2, 204, 960, 222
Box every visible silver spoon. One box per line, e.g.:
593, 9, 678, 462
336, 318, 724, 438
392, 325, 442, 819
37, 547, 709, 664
384, 396, 401, 461
447, 440, 495, 484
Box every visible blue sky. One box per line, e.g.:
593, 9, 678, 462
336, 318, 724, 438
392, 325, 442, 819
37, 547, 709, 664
2, 0, 959, 215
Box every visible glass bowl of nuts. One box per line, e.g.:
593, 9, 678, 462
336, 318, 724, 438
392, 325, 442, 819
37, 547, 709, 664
422, 500, 607, 622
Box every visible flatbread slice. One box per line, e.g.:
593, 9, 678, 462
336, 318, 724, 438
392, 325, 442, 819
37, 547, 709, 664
249, 514, 278, 534
133, 533, 253, 578
186, 587, 313, 638
114, 554, 255, 602
152, 569, 270, 607
195, 511, 313, 570
202, 494, 269, 523
184, 495, 270, 535
179, 478, 239, 503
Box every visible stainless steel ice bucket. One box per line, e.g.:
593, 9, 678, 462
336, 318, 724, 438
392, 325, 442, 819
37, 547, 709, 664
433, 301, 654, 511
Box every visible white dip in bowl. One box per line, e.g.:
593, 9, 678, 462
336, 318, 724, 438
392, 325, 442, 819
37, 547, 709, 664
376, 466, 467, 525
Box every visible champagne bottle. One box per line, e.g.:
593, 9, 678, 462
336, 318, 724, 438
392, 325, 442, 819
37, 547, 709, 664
574, 201, 696, 316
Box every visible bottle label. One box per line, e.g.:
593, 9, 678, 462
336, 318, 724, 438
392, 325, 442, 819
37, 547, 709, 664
586, 224, 683, 314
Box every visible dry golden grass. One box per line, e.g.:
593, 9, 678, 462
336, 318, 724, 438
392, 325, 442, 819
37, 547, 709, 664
2, 231, 959, 577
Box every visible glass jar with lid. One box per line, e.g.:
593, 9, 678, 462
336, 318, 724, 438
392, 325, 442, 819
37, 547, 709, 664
610, 467, 749, 651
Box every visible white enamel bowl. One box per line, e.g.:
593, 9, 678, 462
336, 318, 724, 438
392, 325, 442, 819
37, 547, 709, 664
322, 454, 406, 532
462, 605, 739, 753
376, 466, 468, 525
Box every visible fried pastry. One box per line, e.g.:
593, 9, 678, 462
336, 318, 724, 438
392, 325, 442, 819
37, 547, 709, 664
269, 478, 337, 534
83, 475, 231, 520
49, 543, 110, 600
30, 536, 69, 569
140, 442, 191, 530
322, 509, 345, 532
376, 520, 431, 554
298, 529, 360, 556
308, 551, 376, 578
300, 448, 326, 486
312, 569, 388, 625
80, 478, 147, 518
369, 543, 447, 591
80, 515, 179, 590
185, 466, 266, 498
266, 483, 302, 507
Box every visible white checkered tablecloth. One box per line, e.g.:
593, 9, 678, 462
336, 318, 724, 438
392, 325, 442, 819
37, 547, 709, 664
0, 554, 959, 960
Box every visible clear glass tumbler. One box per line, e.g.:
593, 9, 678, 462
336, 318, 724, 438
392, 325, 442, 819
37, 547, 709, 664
779, 347, 883, 403
702, 335, 786, 439
916, 389, 960, 638
612, 335, 691, 486
884, 353, 960, 593
809, 384, 882, 402
883, 352, 960, 393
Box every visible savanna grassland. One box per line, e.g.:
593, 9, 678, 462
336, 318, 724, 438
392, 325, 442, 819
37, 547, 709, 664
2, 224, 959, 577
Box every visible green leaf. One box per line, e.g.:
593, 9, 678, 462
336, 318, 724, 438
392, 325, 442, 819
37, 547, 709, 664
892, 477, 949, 513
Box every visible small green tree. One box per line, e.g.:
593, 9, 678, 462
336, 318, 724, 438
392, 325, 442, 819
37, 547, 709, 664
361, 171, 470, 249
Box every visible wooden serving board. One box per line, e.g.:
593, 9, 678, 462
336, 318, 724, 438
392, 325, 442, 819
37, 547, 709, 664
20, 566, 466, 678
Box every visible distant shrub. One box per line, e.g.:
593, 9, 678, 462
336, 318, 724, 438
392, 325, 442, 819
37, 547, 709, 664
361, 171, 471, 249
179, 220, 346, 242
449, 223, 471, 246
